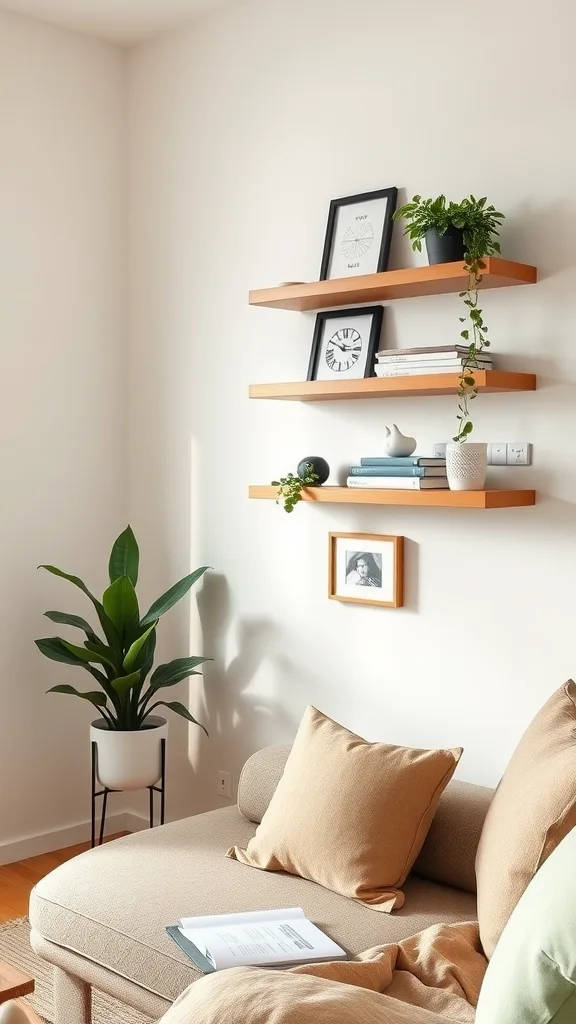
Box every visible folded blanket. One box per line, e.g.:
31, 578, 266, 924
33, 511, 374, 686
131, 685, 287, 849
159, 922, 486, 1024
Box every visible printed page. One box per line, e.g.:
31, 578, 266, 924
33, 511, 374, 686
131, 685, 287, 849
179, 907, 304, 930
180, 916, 345, 970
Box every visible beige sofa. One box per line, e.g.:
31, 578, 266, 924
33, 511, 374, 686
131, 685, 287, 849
29, 745, 492, 1024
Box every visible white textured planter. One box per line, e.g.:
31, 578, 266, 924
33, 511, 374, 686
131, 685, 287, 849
91, 716, 168, 791
446, 442, 487, 491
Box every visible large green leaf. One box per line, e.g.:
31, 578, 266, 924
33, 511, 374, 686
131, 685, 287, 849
112, 670, 141, 697
59, 639, 117, 669
47, 684, 107, 706
109, 526, 139, 587
36, 636, 90, 666
39, 565, 120, 652
36, 638, 111, 692
149, 656, 210, 692
140, 567, 210, 627
47, 684, 112, 725
39, 565, 93, 599
144, 700, 208, 736
102, 576, 139, 632
123, 624, 156, 672
135, 629, 157, 683
44, 611, 100, 642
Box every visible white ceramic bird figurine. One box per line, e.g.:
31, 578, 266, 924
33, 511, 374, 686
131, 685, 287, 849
384, 424, 417, 457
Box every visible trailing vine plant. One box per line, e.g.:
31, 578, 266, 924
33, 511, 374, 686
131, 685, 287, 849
271, 464, 319, 513
454, 197, 504, 441
394, 194, 505, 442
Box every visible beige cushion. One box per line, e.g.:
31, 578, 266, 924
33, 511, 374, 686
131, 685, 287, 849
228, 706, 462, 912
29, 805, 476, 1003
476, 680, 576, 958
239, 745, 493, 896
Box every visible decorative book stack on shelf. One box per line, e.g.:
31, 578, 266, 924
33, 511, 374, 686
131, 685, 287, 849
374, 346, 492, 379
347, 457, 448, 491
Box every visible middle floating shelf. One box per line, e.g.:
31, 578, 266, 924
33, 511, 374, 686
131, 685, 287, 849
249, 370, 536, 402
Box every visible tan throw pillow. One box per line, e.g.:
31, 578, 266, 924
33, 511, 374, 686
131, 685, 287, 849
476, 680, 576, 958
227, 706, 462, 912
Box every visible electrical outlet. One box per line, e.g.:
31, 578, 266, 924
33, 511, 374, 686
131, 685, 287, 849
216, 770, 231, 799
488, 442, 507, 466
507, 442, 532, 466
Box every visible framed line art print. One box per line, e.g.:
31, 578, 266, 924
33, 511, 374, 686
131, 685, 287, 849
307, 306, 383, 382
329, 533, 404, 608
319, 187, 398, 280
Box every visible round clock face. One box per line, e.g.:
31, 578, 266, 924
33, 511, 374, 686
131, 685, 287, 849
325, 328, 362, 372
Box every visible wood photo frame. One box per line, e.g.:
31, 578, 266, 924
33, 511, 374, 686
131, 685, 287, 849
329, 532, 404, 608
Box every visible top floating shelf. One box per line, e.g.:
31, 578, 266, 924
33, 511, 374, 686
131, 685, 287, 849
249, 258, 538, 312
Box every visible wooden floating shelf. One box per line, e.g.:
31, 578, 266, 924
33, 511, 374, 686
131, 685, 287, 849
249, 370, 536, 402
249, 258, 537, 311
249, 486, 536, 509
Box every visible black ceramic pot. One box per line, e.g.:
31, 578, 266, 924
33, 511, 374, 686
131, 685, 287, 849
425, 226, 465, 265
297, 456, 330, 485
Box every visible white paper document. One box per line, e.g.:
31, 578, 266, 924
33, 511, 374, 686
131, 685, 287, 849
178, 907, 347, 970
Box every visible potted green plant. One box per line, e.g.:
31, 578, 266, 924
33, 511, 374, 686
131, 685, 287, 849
395, 194, 505, 489
35, 526, 211, 791
393, 194, 468, 265
272, 457, 329, 512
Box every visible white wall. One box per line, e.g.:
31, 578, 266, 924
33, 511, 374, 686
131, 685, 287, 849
126, 0, 576, 815
0, 10, 129, 853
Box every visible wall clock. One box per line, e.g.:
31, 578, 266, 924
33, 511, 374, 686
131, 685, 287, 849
306, 306, 384, 382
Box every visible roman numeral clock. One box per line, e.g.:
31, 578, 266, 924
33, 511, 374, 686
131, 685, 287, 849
307, 306, 384, 382
325, 327, 362, 372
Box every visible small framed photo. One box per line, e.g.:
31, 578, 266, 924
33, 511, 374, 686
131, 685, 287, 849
307, 306, 383, 382
319, 187, 398, 280
329, 533, 404, 608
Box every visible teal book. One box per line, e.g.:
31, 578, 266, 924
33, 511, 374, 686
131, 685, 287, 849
360, 457, 445, 467
166, 926, 215, 974
350, 465, 445, 477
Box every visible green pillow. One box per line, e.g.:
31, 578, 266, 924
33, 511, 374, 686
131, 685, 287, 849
476, 824, 576, 1023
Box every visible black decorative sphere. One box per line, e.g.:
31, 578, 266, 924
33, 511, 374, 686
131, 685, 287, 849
297, 456, 330, 485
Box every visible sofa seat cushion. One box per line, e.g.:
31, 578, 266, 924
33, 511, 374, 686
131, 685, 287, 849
29, 807, 477, 1004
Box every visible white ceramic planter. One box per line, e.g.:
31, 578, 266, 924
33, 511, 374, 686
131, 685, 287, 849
91, 716, 168, 791
446, 442, 487, 491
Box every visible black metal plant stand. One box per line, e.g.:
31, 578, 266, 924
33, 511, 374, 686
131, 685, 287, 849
91, 738, 166, 848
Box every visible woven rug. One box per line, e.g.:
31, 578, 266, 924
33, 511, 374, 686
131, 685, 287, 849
0, 919, 153, 1024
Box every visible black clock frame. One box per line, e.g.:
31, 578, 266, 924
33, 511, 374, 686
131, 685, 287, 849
319, 186, 398, 281
306, 306, 384, 382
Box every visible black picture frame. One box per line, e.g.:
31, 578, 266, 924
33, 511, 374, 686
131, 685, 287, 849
306, 306, 384, 382
319, 187, 398, 281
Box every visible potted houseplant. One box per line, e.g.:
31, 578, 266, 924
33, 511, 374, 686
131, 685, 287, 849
35, 526, 211, 791
272, 457, 329, 512
393, 194, 468, 265
395, 194, 505, 489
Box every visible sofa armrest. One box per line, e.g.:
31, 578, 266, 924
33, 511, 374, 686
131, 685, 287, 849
237, 744, 291, 823
413, 779, 493, 894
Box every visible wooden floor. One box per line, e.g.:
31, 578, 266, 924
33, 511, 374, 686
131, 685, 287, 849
0, 835, 126, 923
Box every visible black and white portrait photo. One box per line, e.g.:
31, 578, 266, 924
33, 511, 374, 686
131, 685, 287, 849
345, 551, 382, 588
329, 533, 404, 608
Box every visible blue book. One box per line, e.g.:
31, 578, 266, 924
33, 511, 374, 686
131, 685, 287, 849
350, 465, 446, 477
360, 457, 445, 467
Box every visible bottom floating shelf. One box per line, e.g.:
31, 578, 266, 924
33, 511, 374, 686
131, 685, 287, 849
249, 486, 536, 509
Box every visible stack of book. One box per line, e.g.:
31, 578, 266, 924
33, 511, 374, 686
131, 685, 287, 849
374, 345, 493, 378
347, 457, 449, 490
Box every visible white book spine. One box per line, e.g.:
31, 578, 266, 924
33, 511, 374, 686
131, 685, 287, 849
348, 476, 419, 490
375, 350, 490, 363
375, 365, 491, 378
